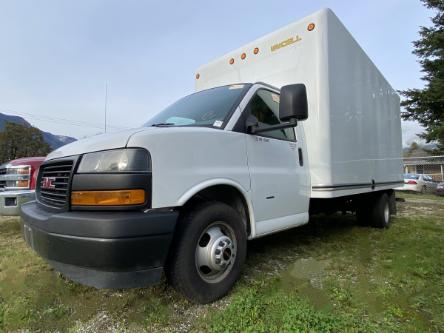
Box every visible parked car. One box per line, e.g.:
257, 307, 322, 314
0, 157, 45, 215
395, 173, 437, 194
437, 182, 444, 196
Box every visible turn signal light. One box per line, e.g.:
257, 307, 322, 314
307, 23, 316, 31
241, 53, 246, 60
253, 47, 259, 55
17, 180, 30, 188
229, 58, 235, 65
71, 189, 146, 206
195, 73, 200, 80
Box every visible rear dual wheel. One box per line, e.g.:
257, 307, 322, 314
356, 192, 391, 228
166, 201, 247, 304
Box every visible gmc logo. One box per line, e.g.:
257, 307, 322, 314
41, 177, 56, 189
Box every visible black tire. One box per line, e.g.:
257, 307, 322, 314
370, 193, 391, 228
166, 201, 247, 304
356, 192, 391, 228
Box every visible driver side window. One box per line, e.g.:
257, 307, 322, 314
244, 89, 296, 141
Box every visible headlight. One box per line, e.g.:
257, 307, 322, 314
0, 166, 31, 189
77, 149, 151, 173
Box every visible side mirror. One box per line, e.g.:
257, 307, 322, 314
279, 84, 308, 122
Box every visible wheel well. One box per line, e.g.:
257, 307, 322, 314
181, 185, 251, 236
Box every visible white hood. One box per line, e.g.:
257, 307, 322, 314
46, 128, 147, 160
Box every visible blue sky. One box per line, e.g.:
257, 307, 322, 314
0, 0, 432, 144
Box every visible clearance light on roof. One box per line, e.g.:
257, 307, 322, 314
229, 58, 235, 65
253, 47, 259, 55
307, 23, 316, 31
196, 73, 200, 80
241, 53, 246, 60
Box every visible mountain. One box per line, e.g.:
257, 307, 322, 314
0, 113, 76, 150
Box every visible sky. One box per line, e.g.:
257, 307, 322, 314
0, 0, 434, 145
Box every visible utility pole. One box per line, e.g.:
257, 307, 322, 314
104, 83, 108, 133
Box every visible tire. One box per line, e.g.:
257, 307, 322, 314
356, 193, 391, 228
370, 193, 391, 228
166, 201, 247, 304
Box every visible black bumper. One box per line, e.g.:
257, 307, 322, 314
20, 201, 178, 289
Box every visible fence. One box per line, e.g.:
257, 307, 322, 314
403, 156, 444, 182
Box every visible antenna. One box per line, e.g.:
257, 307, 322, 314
104, 83, 108, 133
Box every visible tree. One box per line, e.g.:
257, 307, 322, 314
400, 0, 444, 153
0, 122, 51, 163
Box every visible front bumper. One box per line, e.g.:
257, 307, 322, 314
20, 201, 178, 289
0, 190, 35, 216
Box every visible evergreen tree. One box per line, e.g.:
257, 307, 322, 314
0, 122, 51, 163
401, 0, 444, 153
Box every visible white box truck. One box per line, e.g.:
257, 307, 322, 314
20, 8, 403, 303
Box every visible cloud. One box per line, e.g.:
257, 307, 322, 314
401, 120, 424, 146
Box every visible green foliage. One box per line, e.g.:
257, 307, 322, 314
202, 282, 360, 333
400, 0, 444, 153
0, 297, 4, 330
0, 121, 51, 163
1, 195, 444, 332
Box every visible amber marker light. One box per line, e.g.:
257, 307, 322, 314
195, 73, 200, 80
307, 23, 316, 31
241, 52, 246, 60
253, 47, 259, 55
17, 180, 30, 188
229, 58, 235, 65
71, 189, 145, 206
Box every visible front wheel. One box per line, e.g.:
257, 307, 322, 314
166, 201, 247, 303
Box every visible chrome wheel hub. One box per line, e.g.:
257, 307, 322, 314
195, 222, 237, 283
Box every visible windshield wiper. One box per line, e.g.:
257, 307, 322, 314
151, 123, 175, 127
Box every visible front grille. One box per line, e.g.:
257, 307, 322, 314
38, 160, 74, 208
0, 168, 6, 190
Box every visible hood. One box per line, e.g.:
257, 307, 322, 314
46, 128, 147, 160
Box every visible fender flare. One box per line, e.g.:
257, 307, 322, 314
177, 178, 257, 238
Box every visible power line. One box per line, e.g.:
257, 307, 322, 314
0, 108, 133, 131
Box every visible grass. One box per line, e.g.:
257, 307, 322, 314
0, 192, 443, 332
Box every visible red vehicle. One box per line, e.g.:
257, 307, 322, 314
0, 157, 45, 216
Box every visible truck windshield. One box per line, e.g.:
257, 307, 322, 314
144, 84, 250, 128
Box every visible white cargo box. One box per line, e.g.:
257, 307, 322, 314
196, 8, 403, 198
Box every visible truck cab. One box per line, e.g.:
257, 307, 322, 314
20, 83, 310, 303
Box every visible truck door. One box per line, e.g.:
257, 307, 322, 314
234, 88, 310, 235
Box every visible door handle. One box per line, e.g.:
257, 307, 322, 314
298, 148, 304, 166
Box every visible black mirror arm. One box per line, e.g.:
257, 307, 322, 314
248, 118, 297, 134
